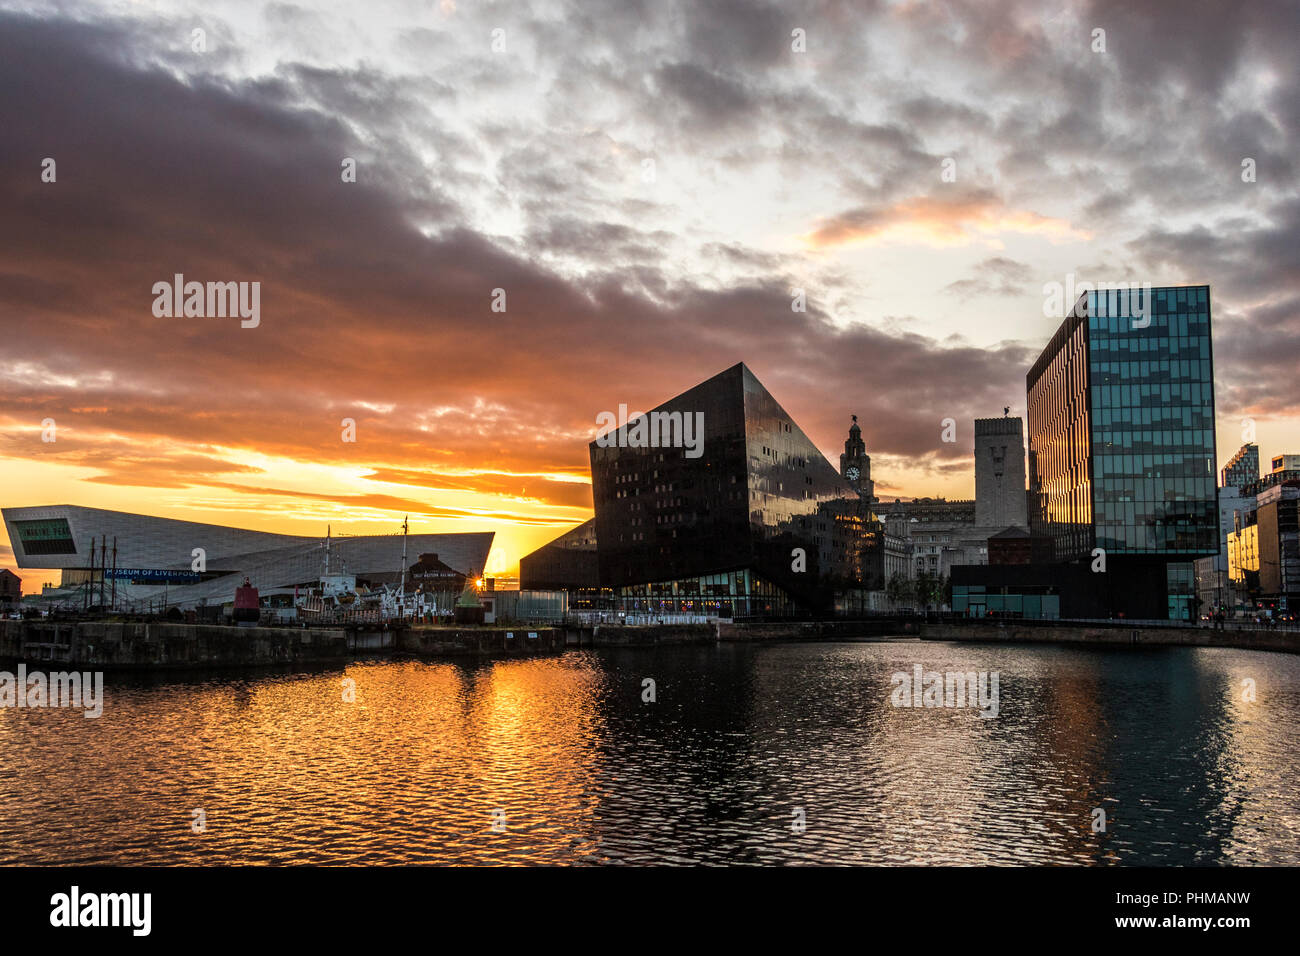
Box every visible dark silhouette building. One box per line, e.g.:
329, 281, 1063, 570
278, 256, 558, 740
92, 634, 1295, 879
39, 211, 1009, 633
839, 415, 875, 502
518, 520, 600, 592
406, 552, 470, 589
586, 362, 883, 616
0, 568, 20, 609
987, 527, 1053, 565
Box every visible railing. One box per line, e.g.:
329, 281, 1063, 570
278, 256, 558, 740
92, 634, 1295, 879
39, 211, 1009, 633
564, 611, 719, 627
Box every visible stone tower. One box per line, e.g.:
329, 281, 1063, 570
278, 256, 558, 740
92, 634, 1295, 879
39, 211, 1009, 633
975, 414, 1027, 530
839, 415, 875, 502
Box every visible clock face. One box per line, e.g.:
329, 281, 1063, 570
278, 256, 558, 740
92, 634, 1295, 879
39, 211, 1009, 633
845, 466, 860, 481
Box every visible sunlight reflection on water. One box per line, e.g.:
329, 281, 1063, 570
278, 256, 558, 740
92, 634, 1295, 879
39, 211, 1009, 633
2, 641, 1297, 865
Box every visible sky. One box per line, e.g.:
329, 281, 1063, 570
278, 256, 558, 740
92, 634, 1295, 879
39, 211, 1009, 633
2, 0, 1298, 586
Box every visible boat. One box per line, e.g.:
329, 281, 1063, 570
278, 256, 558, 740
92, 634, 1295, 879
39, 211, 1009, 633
295, 525, 360, 622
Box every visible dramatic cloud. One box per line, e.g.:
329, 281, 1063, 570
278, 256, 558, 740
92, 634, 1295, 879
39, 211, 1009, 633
806, 192, 1089, 249
1, 0, 1297, 575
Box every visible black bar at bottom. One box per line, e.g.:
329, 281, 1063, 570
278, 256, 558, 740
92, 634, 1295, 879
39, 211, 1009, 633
0, 865, 1278, 943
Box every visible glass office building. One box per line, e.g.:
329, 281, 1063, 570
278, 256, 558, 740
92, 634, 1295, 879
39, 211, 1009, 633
589, 363, 882, 616
1026, 285, 1218, 619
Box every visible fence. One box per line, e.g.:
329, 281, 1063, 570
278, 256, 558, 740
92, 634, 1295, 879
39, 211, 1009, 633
565, 611, 718, 627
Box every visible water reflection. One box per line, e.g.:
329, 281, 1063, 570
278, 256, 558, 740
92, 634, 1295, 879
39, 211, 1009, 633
0, 641, 1297, 865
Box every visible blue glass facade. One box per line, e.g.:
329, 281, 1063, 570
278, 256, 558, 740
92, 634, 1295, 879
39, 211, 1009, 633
1027, 285, 1218, 619
1087, 285, 1218, 557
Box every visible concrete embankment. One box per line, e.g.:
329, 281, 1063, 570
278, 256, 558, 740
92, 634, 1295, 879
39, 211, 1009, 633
0, 620, 564, 669
579, 619, 918, 647
1, 620, 360, 669
920, 622, 1299, 655
718, 619, 918, 641
585, 623, 717, 646
0, 617, 917, 670
401, 625, 563, 658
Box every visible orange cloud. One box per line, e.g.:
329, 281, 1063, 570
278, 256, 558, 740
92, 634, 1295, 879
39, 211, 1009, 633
804, 193, 1090, 249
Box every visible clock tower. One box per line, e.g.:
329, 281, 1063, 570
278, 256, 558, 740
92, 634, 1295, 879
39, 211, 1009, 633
839, 415, 874, 502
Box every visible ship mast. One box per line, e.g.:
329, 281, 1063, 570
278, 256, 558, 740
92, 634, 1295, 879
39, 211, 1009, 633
399, 516, 409, 598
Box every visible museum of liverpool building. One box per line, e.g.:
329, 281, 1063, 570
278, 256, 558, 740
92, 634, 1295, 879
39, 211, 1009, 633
1, 504, 493, 611
521, 362, 899, 617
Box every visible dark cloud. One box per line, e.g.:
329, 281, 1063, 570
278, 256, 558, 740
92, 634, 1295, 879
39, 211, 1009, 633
1, 0, 1297, 540
652, 62, 760, 129
0, 8, 1039, 489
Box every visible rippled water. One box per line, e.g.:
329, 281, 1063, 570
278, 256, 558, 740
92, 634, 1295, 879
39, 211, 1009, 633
2, 639, 1298, 865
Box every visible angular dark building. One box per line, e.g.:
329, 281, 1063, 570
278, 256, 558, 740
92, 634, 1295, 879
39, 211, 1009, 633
1017, 285, 1219, 619
518, 519, 600, 592
588, 363, 880, 616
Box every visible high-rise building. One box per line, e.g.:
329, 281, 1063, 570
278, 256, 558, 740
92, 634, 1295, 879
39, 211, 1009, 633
1222, 443, 1259, 489
1021, 284, 1218, 619
975, 415, 1028, 531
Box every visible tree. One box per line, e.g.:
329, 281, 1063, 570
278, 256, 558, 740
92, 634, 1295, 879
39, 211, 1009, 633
914, 570, 939, 609
886, 572, 914, 608
913, 571, 950, 610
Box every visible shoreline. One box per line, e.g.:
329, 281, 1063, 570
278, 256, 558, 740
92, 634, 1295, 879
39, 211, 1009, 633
3, 616, 1296, 671
919, 621, 1300, 656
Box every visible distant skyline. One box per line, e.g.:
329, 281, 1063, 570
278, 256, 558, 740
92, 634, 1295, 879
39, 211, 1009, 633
3, 1, 1298, 580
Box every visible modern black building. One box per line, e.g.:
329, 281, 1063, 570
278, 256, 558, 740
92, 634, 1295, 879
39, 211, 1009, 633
518, 519, 601, 593
958, 285, 1218, 620
586, 362, 882, 616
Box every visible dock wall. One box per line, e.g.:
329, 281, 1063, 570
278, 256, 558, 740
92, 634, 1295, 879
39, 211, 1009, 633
919, 622, 1299, 655
0, 620, 357, 669
399, 626, 564, 657
0, 620, 564, 669
718, 619, 917, 641
587, 623, 717, 646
